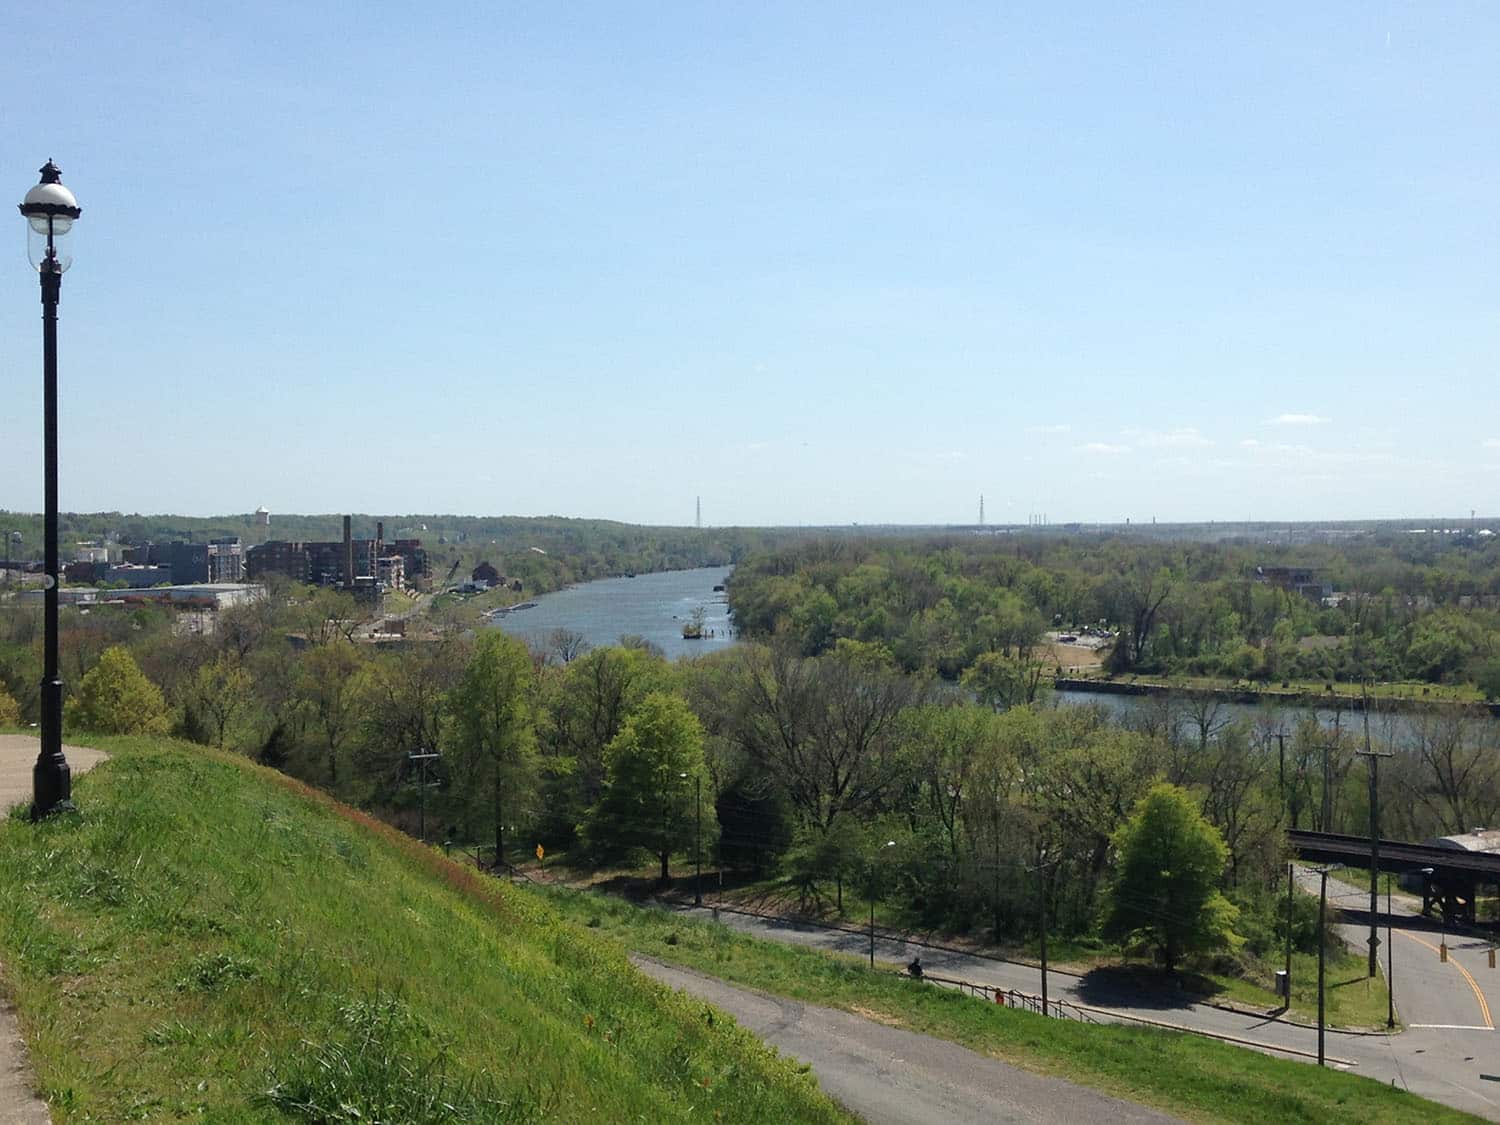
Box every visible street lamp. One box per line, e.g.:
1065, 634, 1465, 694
869, 839, 897, 969
1313, 863, 1342, 1066
679, 771, 702, 906
19, 160, 81, 821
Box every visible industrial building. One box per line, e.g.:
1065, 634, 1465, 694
244, 519, 429, 599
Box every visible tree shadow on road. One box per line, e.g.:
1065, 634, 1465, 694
1075, 964, 1226, 1011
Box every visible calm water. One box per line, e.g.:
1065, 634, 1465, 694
1053, 688, 1493, 748
487, 566, 737, 661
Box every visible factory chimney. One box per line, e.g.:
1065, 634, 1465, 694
343, 515, 354, 589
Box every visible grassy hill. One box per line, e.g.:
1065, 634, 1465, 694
0, 736, 847, 1123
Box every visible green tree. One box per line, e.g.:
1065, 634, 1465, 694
64, 645, 170, 735
581, 691, 714, 882
181, 655, 252, 749
297, 643, 371, 788
0, 682, 20, 727
449, 631, 538, 868
1103, 783, 1240, 972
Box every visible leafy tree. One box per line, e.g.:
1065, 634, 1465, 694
581, 691, 715, 882
1103, 784, 1240, 972
962, 650, 1050, 711
0, 682, 20, 727
539, 645, 670, 842
180, 655, 252, 749
64, 645, 170, 735
297, 643, 370, 787
449, 631, 538, 867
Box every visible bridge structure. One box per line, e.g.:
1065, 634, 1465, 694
1288, 829, 1500, 927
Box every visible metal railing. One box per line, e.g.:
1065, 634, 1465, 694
914, 971, 1098, 1022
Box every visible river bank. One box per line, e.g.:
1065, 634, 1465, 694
1055, 675, 1500, 717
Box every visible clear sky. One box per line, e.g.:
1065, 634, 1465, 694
2, 3, 1497, 527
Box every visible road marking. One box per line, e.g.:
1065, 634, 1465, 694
1400, 931, 1494, 1029
1409, 1024, 1496, 1031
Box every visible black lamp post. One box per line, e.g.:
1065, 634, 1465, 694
18, 160, 81, 821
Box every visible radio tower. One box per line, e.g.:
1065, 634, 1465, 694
979, 494, 985, 526
696, 496, 701, 529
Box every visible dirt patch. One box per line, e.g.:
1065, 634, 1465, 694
1039, 641, 1108, 673
849, 1004, 905, 1028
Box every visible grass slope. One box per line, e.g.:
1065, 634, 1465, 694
0, 737, 847, 1123
543, 889, 1482, 1125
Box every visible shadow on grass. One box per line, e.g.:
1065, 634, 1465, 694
1075, 964, 1228, 1011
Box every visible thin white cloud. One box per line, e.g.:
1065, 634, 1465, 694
1268, 413, 1328, 426
1130, 426, 1213, 449
1239, 438, 1260, 448
1025, 423, 1071, 434
1078, 442, 1130, 455
1483, 438, 1500, 450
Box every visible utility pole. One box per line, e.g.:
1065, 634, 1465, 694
1276, 731, 1287, 826
1321, 739, 1333, 833
1029, 847, 1053, 1016
408, 749, 440, 843
1039, 867, 1049, 1016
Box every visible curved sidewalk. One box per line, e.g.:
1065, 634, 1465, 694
0, 736, 108, 1125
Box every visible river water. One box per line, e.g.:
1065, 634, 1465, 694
486, 566, 737, 661
485, 567, 1477, 744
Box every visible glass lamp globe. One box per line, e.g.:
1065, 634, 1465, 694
18, 161, 81, 273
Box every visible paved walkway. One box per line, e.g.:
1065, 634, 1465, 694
662, 898, 1500, 1120
0, 736, 108, 1125
635, 956, 1182, 1124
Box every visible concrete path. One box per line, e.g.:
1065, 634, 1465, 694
663, 899, 1500, 1120
0, 736, 108, 1125
634, 955, 1182, 1125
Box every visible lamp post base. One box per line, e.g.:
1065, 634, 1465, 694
31, 752, 73, 821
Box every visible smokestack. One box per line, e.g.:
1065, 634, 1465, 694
343, 515, 353, 589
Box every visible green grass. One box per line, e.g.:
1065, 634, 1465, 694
0, 737, 848, 1123
600, 871, 1393, 1029
541, 888, 1481, 1125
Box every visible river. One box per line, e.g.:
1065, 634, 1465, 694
486, 566, 737, 661
486, 568, 1473, 745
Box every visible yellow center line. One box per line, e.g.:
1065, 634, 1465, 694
1401, 931, 1494, 1029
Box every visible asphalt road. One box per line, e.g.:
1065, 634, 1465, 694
665, 898, 1500, 1120
633, 955, 1182, 1125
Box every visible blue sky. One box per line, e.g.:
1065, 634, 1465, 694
2, 3, 1498, 526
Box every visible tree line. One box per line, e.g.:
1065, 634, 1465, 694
7, 573, 1498, 981
727, 532, 1500, 695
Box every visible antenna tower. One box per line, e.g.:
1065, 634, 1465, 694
979, 494, 985, 525
696, 496, 701, 529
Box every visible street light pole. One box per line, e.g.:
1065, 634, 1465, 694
19, 161, 81, 821
1314, 863, 1341, 1066
868, 839, 896, 969
1356, 696, 1392, 978
1386, 874, 1395, 1029
693, 773, 702, 907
